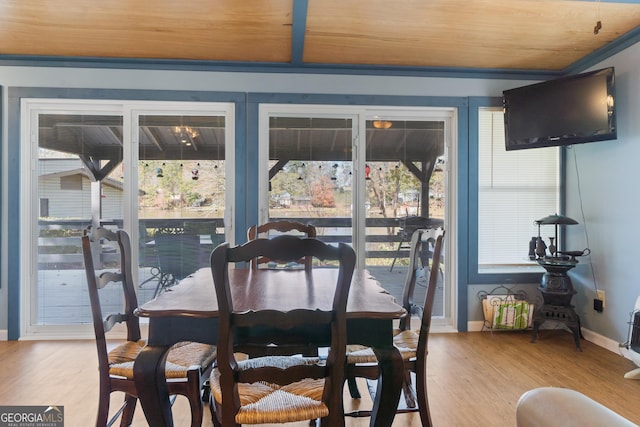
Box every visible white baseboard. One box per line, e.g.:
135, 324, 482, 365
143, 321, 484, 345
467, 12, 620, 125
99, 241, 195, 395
581, 327, 624, 355
467, 320, 626, 357
468, 320, 485, 332
0, 329, 7, 341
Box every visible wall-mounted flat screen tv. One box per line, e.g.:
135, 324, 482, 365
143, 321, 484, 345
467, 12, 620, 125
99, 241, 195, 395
503, 67, 616, 151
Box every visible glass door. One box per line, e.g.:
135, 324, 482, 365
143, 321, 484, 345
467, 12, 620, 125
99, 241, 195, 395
364, 114, 447, 322
24, 103, 125, 335
135, 110, 231, 303
260, 105, 455, 330
21, 100, 234, 337
263, 115, 354, 251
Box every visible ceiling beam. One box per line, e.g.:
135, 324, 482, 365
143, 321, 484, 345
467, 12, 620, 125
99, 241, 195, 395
142, 127, 164, 151
291, 0, 309, 66
79, 155, 121, 181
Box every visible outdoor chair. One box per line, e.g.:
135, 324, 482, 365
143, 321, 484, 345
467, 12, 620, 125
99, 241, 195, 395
389, 216, 431, 271
153, 232, 202, 297
208, 235, 355, 427
138, 222, 161, 289
81, 226, 216, 427
345, 228, 445, 427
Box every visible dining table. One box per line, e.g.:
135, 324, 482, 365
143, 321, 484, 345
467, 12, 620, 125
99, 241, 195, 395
134, 266, 407, 427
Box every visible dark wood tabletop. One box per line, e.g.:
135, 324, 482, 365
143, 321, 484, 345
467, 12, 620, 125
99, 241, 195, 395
136, 267, 405, 319
134, 267, 406, 427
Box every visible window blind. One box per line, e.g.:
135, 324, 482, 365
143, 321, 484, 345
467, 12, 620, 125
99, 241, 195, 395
478, 108, 559, 270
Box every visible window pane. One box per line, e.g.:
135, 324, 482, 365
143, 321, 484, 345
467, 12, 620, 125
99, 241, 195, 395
364, 118, 446, 320
138, 115, 227, 303
364, 119, 445, 266
478, 108, 559, 272
37, 113, 124, 325
267, 116, 353, 264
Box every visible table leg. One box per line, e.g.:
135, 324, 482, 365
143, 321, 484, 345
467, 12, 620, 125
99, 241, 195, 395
133, 345, 173, 427
370, 346, 403, 427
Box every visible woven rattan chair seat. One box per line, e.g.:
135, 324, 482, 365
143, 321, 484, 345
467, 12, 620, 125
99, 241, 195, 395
346, 328, 419, 364
108, 340, 216, 379
210, 355, 329, 424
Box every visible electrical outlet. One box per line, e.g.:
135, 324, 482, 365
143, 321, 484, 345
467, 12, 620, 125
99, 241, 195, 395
596, 290, 606, 308
594, 298, 603, 312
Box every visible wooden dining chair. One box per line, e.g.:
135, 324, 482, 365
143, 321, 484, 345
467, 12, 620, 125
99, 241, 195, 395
81, 226, 216, 427
208, 235, 355, 427
247, 220, 317, 269
245, 220, 320, 357
345, 228, 445, 427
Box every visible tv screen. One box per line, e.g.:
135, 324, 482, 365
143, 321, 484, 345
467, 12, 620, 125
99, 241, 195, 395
503, 67, 616, 151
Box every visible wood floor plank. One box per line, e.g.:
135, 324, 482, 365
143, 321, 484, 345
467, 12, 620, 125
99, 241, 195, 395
1, 331, 638, 426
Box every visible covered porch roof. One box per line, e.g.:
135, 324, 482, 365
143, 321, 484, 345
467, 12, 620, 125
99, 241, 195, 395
38, 114, 444, 163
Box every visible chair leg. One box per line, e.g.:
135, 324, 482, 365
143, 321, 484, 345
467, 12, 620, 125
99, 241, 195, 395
188, 398, 203, 427
119, 395, 137, 427
152, 274, 167, 298
139, 266, 161, 288
186, 370, 204, 427
415, 365, 433, 427
96, 394, 110, 427
402, 380, 417, 409
210, 398, 222, 427
389, 238, 405, 272
402, 369, 417, 408
208, 399, 217, 427
207, 388, 224, 427
347, 376, 362, 398
153, 273, 175, 298
202, 379, 211, 402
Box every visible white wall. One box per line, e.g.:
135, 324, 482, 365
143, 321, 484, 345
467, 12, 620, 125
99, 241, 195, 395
565, 41, 640, 344
0, 66, 532, 95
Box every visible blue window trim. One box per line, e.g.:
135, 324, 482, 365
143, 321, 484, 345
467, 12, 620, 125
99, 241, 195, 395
467, 97, 566, 284
0, 85, 2, 294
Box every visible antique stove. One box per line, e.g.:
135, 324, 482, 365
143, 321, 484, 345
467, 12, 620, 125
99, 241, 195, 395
529, 214, 587, 351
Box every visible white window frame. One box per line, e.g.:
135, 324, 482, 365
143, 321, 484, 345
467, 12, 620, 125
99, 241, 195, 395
258, 104, 458, 332
20, 99, 235, 339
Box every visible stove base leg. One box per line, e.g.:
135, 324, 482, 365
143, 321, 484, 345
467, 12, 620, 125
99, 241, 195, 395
568, 323, 582, 351
530, 310, 582, 351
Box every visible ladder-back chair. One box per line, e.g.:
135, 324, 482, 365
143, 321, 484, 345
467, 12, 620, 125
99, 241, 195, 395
81, 226, 216, 427
209, 235, 355, 427
345, 228, 445, 427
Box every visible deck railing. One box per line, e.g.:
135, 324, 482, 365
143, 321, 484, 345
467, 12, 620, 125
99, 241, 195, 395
38, 216, 443, 269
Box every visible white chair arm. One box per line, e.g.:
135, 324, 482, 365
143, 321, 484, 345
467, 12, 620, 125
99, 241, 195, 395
516, 387, 638, 427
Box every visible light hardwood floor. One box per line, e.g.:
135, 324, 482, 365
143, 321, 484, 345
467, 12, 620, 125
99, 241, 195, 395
1, 330, 639, 427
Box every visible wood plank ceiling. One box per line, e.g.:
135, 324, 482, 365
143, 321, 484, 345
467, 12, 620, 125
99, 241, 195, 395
1, 0, 639, 74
